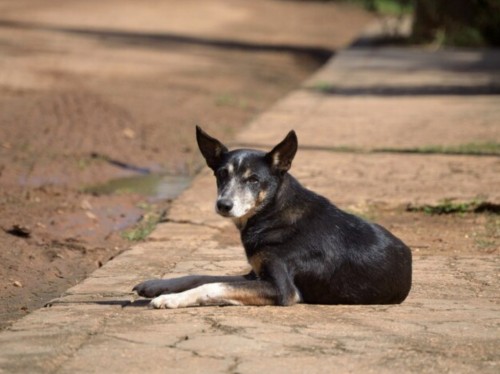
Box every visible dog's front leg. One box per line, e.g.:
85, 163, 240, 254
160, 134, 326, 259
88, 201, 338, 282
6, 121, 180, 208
150, 280, 289, 309
133, 274, 254, 298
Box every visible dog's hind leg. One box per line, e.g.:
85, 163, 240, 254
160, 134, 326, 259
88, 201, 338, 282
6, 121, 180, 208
133, 274, 254, 298
150, 280, 301, 309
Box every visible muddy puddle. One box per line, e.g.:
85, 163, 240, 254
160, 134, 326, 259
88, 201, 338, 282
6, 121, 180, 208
41, 173, 196, 244
85, 174, 192, 202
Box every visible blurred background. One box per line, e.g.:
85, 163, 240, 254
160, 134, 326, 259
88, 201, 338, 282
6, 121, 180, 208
355, 0, 500, 47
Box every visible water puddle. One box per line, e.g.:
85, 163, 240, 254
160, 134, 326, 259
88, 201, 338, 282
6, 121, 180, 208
84, 174, 192, 201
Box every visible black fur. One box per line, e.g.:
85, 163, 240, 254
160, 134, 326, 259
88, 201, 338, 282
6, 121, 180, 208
196, 126, 412, 305
134, 127, 412, 306
243, 174, 411, 304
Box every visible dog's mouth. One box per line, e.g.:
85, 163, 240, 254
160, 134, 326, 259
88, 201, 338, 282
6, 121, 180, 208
215, 201, 256, 220
216, 209, 233, 218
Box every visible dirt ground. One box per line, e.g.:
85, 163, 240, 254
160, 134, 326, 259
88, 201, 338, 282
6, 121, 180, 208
0, 0, 373, 329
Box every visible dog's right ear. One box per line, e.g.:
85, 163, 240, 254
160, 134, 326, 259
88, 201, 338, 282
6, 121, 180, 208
196, 126, 228, 170
266, 130, 298, 175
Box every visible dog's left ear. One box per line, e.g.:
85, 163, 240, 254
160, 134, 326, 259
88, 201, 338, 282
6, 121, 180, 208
266, 130, 298, 174
196, 126, 228, 170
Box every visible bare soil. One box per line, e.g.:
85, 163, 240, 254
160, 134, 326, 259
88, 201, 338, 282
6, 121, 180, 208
0, 0, 373, 329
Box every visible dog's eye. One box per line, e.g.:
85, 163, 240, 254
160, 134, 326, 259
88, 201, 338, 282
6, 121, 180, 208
246, 175, 260, 184
216, 169, 229, 180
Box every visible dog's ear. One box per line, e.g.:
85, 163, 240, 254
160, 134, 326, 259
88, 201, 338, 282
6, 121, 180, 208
266, 130, 298, 174
196, 126, 228, 170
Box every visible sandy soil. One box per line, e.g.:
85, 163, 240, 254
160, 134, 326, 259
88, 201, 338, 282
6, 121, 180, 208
0, 0, 373, 329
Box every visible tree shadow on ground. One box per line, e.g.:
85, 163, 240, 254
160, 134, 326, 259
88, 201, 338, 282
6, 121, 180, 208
0, 19, 333, 65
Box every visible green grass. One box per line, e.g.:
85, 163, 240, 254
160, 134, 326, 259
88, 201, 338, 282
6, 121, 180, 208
122, 211, 162, 241
407, 198, 499, 215
277, 135, 500, 156
310, 81, 334, 94
372, 0, 413, 15
341, 0, 413, 15
378, 143, 500, 156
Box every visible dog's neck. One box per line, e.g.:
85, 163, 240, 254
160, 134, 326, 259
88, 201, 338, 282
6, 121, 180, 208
231, 207, 258, 231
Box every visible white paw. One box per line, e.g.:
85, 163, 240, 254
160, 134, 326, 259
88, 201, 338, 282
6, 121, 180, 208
150, 294, 182, 309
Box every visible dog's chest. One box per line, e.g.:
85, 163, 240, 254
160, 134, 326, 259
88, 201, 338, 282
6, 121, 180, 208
248, 252, 266, 276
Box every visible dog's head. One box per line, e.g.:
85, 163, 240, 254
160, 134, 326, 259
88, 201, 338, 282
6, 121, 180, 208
196, 126, 297, 222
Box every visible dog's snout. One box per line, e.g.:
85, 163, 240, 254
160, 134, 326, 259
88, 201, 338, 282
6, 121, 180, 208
216, 199, 233, 214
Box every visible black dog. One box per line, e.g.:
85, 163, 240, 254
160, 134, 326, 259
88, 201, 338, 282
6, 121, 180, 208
133, 126, 412, 308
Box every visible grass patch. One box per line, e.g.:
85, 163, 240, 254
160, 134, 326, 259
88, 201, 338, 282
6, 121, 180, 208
284, 138, 500, 157
122, 211, 163, 241
377, 143, 500, 156
310, 81, 334, 94
407, 198, 500, 215
341, 0, 413, 15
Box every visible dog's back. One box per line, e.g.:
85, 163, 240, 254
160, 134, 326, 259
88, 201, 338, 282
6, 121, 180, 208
241, 173, 412, 305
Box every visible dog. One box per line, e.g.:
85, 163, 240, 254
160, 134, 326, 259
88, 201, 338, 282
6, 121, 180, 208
133, 126, 412, 308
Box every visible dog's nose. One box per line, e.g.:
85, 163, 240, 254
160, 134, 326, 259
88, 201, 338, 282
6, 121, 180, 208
216, 199, 233, 214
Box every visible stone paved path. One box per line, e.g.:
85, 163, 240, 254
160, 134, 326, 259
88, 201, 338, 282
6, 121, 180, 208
1, 21, 499, 374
